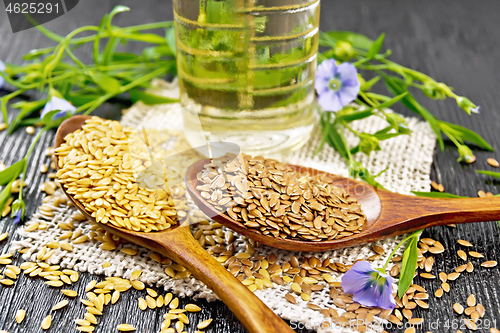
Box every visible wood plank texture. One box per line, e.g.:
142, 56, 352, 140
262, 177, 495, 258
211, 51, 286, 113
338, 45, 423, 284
1, 0, 500, 332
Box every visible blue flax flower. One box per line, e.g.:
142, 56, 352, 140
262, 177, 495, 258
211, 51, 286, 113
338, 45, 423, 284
11, 199, 26, 224
341, 261, 396, 310
0, 60, 6, 89
41, 96, 77, 120
315, 59, 361, 112
13, 209, 23, 224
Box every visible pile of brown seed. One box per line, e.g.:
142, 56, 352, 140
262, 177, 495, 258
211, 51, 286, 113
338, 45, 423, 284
55, 116, 191, 232
196, 154, 367, 241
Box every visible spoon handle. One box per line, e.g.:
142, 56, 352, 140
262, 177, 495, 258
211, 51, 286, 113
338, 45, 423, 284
376, 192, 500, 236
148, 227, 295, 333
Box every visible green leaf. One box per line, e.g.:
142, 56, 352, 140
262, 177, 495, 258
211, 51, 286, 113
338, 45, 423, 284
411, 191, 466, 198
320, 116, 348, 160
18, 118, 43, 127
7, 99, 47, 134
129, 89, 179, 105
439, 121, 494, 151
372, 91, 408, 110
112, 52, 140, 62
373, 132, 405, 141
40, 109, 72, 127
0, 181, 13, 213
64, 93, 103, 106
398, 236, 419, 298
477, 170, 500, 180
337, 109, 374, 122
0, 159, 25, 186
166, 27, 177, 57
321, 31, 373, 51
366, 33, 385, 58
88, 72, 122, 95
360, 76, 381, 92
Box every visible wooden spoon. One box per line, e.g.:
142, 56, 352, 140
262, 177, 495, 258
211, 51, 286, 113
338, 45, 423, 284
186, 159, 500, 252
54, 115, 295, 333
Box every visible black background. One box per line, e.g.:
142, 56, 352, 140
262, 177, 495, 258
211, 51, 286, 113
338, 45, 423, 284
1, 1, 500, 332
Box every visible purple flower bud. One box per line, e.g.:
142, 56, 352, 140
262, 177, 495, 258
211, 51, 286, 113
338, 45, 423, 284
0, 60, 6, 89
13, 209, 23, 224
341, 261, 396, 310
41, 96, 77, 120
315, 59, 361, 112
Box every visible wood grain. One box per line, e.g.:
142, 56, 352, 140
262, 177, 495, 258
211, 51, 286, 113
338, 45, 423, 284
1, 0, 500, 332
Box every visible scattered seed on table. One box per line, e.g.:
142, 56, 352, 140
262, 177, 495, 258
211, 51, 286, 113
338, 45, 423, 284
424, 257, 434, 272
455, 264, 467, 273
478, 190, 487, 198
434, 289, 444, 298
481, 260, 498, 268
442, 282, 450, 293
52, 300, 69, 311
466, 262, 474, 273
476, 304, 485, 317
41, 315, 52, 330
467, 294, 476, 307
453, 303, 464, 314
197, 319, 213, 330
420, 273, 436, 279
447, 272, 460, 281
185, 304, 201, 312
0, 232, 8, 242
25, 126, 35, 135
487, 158, 500, 167
0, 279, 14, 286
169, 297, 179, 309
117, 324, 136, 331
146, 288, 157, 298
458, 240, 473, 247
469, 251, 484, 258
402, 308, 412, 320
428, 246, 444, 254
439, 272, 447, 283
15, 310, 25, 324
457, 250, 467, 261
464, 307, 475, 316
84, 313, 97, 325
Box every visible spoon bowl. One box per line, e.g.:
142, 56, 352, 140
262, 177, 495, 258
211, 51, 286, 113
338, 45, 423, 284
54, 115, 296, 333
186, 159, 500, 252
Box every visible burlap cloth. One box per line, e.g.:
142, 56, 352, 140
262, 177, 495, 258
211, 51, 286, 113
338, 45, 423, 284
12, 79, 436, 332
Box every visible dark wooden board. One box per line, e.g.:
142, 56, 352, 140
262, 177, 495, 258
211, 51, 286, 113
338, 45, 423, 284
1, 0, 500, 332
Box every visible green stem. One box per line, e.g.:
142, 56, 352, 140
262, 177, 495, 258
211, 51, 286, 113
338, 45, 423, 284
359, 91, 378, 107
1, 90, 26, 124
341, 121, 361, 137
18, 127, 49, 201
382, 229, 423, 271
335, 120, 353, 163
